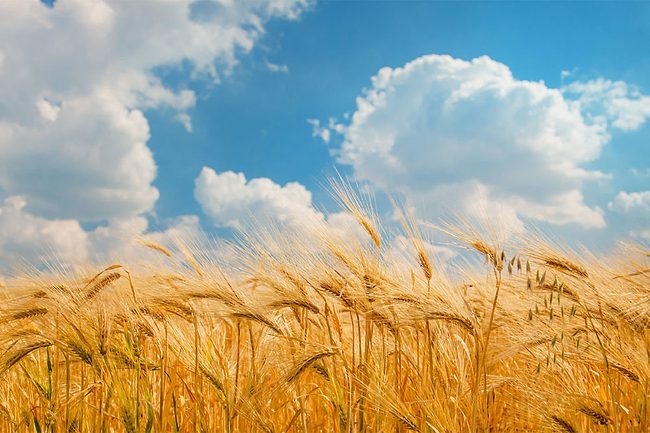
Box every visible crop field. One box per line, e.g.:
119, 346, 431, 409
0, 189, 648, 433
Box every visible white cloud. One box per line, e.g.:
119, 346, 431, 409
36, 97, 61, 122
0, 0, 310, 220
0, 0, 310, 266
325, 211, 368, 239
0, 195, 205, 270
266, 61, 289, 73
176, 113, 194, 133
87, 214, 203, 264
194, 167, 325, 230
608, 190, 650, 215
388, 234, 457, 265
563, 78, 650, 131
327, 54, 611, 230
193, 167, 376, 240
307, 118, 331, 143
1, 91, 159, 220
608, 191, 650, 242
0, 196, 89, 268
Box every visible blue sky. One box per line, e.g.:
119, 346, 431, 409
157, 2, 648, 202
153, 1, 650, 237
0, 0, 648, 268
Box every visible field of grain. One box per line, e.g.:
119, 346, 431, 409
0, 188, 648, 433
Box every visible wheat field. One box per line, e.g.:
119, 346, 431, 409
0, 187, 648, 433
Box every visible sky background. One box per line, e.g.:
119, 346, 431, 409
0, 0, 649, 269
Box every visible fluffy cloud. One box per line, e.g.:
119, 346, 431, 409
194, 168, 401, 249
608, 191, 650, 242
326, 54, 615, 230
0, 0, 310, 266
88, 215, 203, 264
194, 167, 324, 230
608, 191, 650, 215
0, 193, 205, 271
0, 91, 159, 220
307, 118, 331, 143
388, 234, 457, 266
563, 79, 650, 131
0, 196, 89, 268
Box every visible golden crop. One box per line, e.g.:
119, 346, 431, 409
0, 187, 647, 433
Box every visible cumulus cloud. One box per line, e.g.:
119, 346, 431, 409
0, 193, 205, 270
323, 54, 613, 230
0, 196, 89, 268
0, 0, 310, 266
193, 168, 382, 244
194, 167, 325, 230
325, 210, 371, 240
608, 191, 650, 242
1, 91, 159, 220
608, 190, 650, 215
563, 78, 650, 131
87, 214, 204, 264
